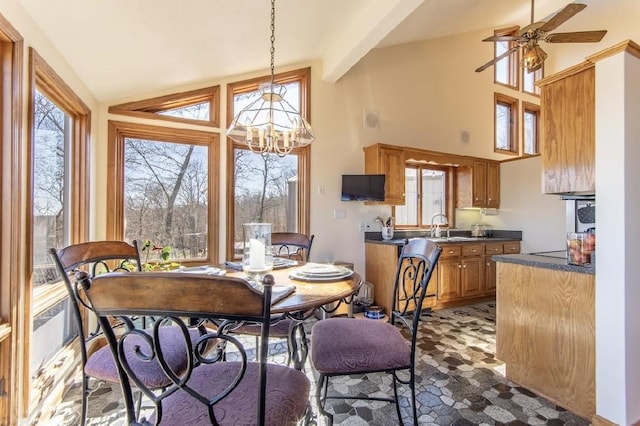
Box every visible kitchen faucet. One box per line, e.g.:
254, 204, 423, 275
430, 213, 450, 238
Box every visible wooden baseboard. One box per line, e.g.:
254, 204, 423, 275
591, 414, 618, 426
433, 295, 494, 310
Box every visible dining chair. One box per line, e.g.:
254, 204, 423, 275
271, 232, 314, 261
49, 240, 204, 425
310, 238, 442, 426
76, 270, 311, 425
235, 232, 315, 367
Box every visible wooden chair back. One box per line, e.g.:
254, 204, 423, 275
77, 271, 277, 425
271, 232, 314, 261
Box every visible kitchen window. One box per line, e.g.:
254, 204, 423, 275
523, 66, 543, 95
495, 93, 519, 154
226, 68, 311, 260
394, 165, 450, 228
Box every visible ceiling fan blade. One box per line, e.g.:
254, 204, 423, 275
482, 35, 522, 42
539, 3, 587, 33
546, 30, 608, 43
475, 46, 519, 72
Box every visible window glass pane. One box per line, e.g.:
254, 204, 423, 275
31, 89, 75, 376
123, 138, 209, 261
233, 148, 298, 257
157, 101, 210, 120
496, 102, 511, 150
523, 68, 542, 94
421, 169, 446, 225
524, 110, 538, 154
395, 168, 418, 226
31, 297, 74, 374
32, 90, 69, 286
495, 41, 510, 84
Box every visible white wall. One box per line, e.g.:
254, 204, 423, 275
594, 49, 640, 426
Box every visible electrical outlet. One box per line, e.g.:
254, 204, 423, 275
364, 222, 372, 231
358, 222, 365, 232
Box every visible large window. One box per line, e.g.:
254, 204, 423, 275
495, 93, 519, 154
394, 165, 449, 228
494, 27, 519, 89
28, 48, 90, 411
523, 66, 543, 95
107, 121, 219, 264
523, 102, 540, 155
226, 68, 311, 259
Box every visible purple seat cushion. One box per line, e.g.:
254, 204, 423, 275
85, 326, 203, 388
148, 362, 310, 425
311, 318, 411, 374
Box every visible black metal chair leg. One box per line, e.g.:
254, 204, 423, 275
392, 374, 404, 426
410, 369, 418, 426
315, 373, 334, 426
80, 374, 88, 425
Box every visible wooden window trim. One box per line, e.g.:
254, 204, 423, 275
26, 47, 90, 417
0, 15, 24, 425
109, 85, 220, 128
494, 93, 519, 155
106, 120, 220, 264
225, 68, 311, 260
522, 101, 541, 157
494, 26, 520, 90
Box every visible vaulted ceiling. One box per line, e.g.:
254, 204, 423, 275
18, 0, 610, 102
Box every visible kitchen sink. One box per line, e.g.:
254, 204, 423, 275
446, 236, 479, 241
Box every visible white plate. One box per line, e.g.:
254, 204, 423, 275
174, 266, 226, 275
288, 268, 353, 282
297, 263, 346, 276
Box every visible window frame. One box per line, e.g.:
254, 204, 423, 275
522, 101, 541, 156
522, 65, 543, 96
225, 68, 311, 260
393, 163, 454, 230
493, 26, 520, 90
106, 120, 220, 265
109, 85, 220, 128
494, 93, 519, 155
26, 47, 90, 413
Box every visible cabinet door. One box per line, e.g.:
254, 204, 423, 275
461, 257, 483, 298
540, 66, 595, 194
437, 258, 461, 301
380, 147, 406, 205
364, 145, 405, 205
472, 161, 487, 206
486, 162, 500, 208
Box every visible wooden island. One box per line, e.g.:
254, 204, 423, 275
494, 254, 595, 420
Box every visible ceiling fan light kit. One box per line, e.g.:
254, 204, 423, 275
475, 1, 607, 73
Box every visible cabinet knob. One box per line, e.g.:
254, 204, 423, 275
458, 264, 462, 269
471, 249, 477, 253
463, 264, 467, 268
486, 262, 490, 266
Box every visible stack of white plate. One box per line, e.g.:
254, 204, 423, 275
288, 263, 353, 282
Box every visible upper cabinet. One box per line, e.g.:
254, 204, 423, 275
363, 144, 405, 205
457, 160, 500, 208
538, 63, 595, 194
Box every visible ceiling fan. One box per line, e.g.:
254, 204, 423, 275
475, 0, 607, 73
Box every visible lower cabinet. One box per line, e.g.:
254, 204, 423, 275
366, 239, 521, 312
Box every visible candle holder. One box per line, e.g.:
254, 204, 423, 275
242, 223, 274, 282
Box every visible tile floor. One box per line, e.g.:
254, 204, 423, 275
49, 302, 589, 425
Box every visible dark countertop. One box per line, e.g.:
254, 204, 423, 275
364, 230, 522, 246
492, 253, 595, 275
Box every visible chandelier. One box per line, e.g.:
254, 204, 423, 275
227, 0, 315, 156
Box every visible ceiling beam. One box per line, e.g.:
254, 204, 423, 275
321, 0, 426, 83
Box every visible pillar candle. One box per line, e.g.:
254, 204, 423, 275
249, 238, 265, 270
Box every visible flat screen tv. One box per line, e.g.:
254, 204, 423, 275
341, 174, 386, 201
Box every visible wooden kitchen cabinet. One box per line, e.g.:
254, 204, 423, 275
365, 243, 436, 316
538, 63, 595, 194
484, 241, 520, 295
363, 144, 405, 205
437, 244, 484, 302
457, 160, 500, 208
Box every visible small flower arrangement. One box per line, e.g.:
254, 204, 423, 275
140, 240, 180, 271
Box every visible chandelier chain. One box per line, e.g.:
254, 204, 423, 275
270, 0, 275, 86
